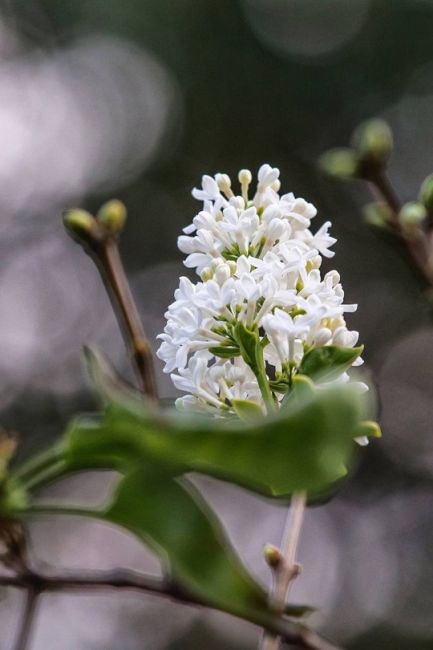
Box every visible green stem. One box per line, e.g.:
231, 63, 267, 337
20, 505, 98, 519
12, 446, 64, 485
254, 348, 276, 414
21, 461, 68, 492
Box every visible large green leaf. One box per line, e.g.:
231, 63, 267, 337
104, 463, 268, 617
64, 377, 367, 497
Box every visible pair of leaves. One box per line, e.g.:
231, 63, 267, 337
14, 346, 377, 625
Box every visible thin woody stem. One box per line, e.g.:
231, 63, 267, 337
274, 491, 306, 606
92, 237, 158, 400
369, 170, 401, 215
368, 170, 433, 287
12, 587, 39, 650
261, 491, 307, 650
0, 569, 341, 650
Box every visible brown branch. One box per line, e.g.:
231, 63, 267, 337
367, 170, 433, 287
12, 587, 39, 650
0, 569, 342, 650
64, 209, 159, 401
94, 238, 158, 400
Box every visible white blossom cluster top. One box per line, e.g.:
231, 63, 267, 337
157, 165, 364, 416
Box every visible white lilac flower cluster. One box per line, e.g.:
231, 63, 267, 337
157, 165, 364, 416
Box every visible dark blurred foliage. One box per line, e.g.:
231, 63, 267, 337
1, 1, 433, 649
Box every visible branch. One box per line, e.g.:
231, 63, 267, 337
260, 491, 306, 650
95, 238, 158, 399
368, 170, 433, 287
63, 206, 159, 401
12, 587, 39, 650
0, 569, 342, 650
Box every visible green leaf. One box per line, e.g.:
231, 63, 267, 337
65, 381, 364, 497
209, 345, 241, 359
233, 321, 259, 368
83, 345, 144, 406
269, 380, 289, 394
298, 345, 363, 383
280, 374, 315, 411
232, 399, 264, 421
105, 464, 267, 617
356, 420, 382, 439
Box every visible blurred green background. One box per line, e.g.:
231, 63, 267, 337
1, 1, 433, 648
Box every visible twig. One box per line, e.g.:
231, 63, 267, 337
64, 211, 159, 401
368, 170, 433, 287
12, 587, 39, 650
94, 238, 158, 400
261, 491, 307, 650
0, 569, 341, 650
274, 491, 306, 606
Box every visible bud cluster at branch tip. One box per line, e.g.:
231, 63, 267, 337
319, 118, 393, 183
63, 199, 128, 247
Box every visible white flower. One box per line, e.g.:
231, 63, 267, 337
157, 165, 365, 417
172, 354, 262, 415
262, 309, 311, 365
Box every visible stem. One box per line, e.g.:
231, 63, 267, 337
19, 461, 67, 493
254, 347, 276, 414
13, 587, 39, 650
0, 569, 341, 650
95, 238, 158, 400
370, 170, 401, 214
274, 491, 306, 607
13, 447, 63, 484
261, 491, 307, 650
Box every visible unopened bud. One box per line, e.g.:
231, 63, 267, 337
63, 209, 96, 239
363, 202, 393, 229
318, 148, 358, 181
351, 119, 393, 167
216, 173, 231, 190
263, 543, 282, 569
399, 201, 427, 235
419, 173, 433, 212
238, 169, 252, 186
97, 199, 127, 234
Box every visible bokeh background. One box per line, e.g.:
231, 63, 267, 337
1, 1, 433, 648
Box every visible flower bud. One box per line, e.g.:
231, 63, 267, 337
63, 209, 97, 239
399, 201, 427, 236
419, 173, 433, 212
314, 327, 332, 346
351, 119, 393, 166
238, 169, 252, 185
97, 199, 127, 234
214, 263, 231, 285
318, 148, 358, 180
363, 202, 393, 229
263, 543, 282, 569
238, 169, 252, 204
216, 173, 231, 190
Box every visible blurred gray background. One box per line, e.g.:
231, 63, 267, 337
1, 1, 433, 648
